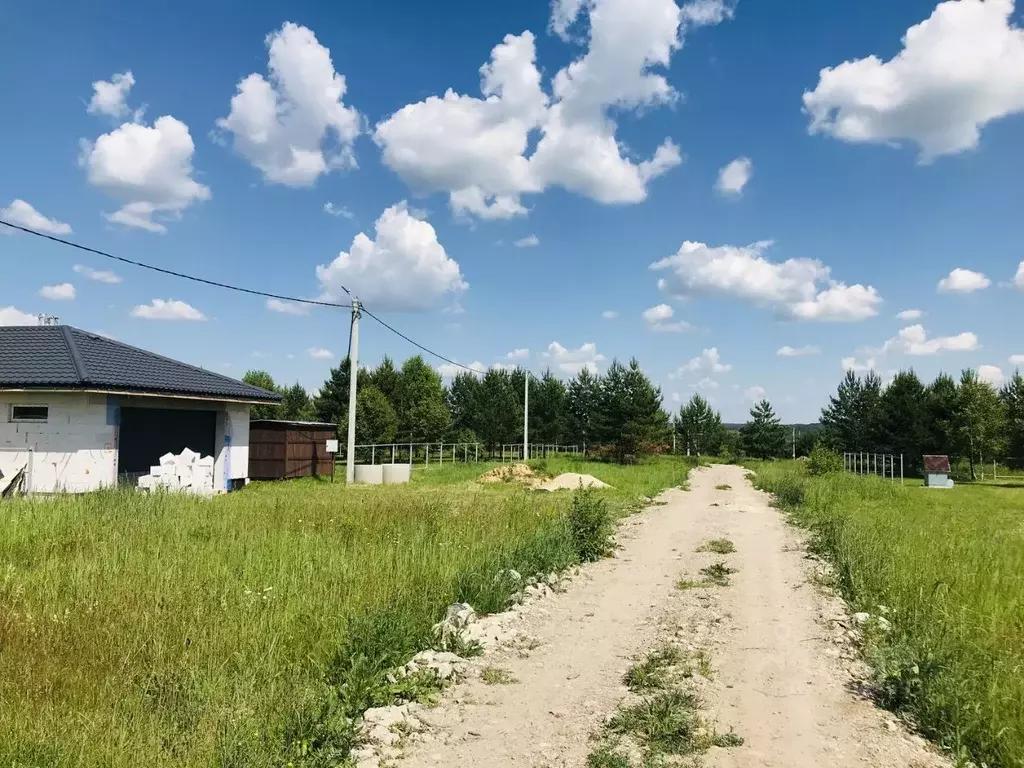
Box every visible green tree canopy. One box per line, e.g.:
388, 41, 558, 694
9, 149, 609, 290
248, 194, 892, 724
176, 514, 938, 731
1000, 370, 1024, 463
242, 370, 280, 420
279, 383, 316, 422
531, 370, 569, 445
567, 367, 602, 448
741, 399, 787, 459
876, 370, 928, 472
600, 359, 670, 460
956, 369, 1005, 480
675, 394, 724, 456
356, 385, 398, 445
396, 356, 450, 442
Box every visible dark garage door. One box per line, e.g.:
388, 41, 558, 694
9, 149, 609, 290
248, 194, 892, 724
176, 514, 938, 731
118, 407, 217, 475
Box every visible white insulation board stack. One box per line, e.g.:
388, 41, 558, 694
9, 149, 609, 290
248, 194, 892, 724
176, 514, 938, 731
137, 448, 216, 496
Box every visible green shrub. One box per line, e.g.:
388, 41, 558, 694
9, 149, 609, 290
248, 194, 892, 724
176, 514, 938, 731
806, 444, 844, 476
567, 487, 615, 562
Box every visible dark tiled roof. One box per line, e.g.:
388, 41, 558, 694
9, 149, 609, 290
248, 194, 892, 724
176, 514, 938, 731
923, 455, 951, 473
0, 326, 282, 402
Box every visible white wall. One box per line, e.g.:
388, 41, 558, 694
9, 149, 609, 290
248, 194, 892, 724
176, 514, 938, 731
0, 392, 116, 493
0, 392, 253, 494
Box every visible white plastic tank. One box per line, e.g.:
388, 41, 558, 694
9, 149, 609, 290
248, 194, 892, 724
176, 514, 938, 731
382, 464, 411, 485
353, 465, 384, 485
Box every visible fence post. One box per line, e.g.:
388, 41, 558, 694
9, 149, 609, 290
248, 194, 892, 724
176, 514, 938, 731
409, 443, 413, 466
392, 444, 396, 464
426, 445, 430, 466
900, 454, 904, 485
371, 445, 375, 465
475, 444, 479, 462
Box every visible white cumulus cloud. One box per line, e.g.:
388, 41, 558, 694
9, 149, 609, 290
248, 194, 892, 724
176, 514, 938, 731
73, 264, 122, 283
643, 303, 690, 332
0, 307, 39, 326
715, 156, 752, 196
777, 345, 821, 357
881, 324, 979, 356
744, 385, 766, 402
690, 377, 719, 391
602, 310, 619, 320
217, 23, 361, 187
896, 308, 923, 320
87, 71, 136, 119
514, 234, 540, 248
938, 268, 990, 293
375, 0, 727, 220
842, 357, 877, 374
506, 348, 530, 360
1013, 261, 1024, 290
40, 283, 75, 301
81, 113, 210, 233
1, 199, 72, 235
266, 298, 309, 315
1009, 354, 1024, 365
131, 299, 206, 321
978, 364, 1005, 386
673, 347, 731, 377
316, 203, 467, 311
651, 240, 881, 322
803, 0, 1024, 162
543, 341, 605, 374
307, 347, 334, 360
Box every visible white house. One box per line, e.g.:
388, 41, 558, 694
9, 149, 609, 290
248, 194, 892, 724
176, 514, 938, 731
0, 325, 281, 494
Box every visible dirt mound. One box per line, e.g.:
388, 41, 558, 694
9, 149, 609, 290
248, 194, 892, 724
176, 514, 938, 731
538, 473, 611, 492
479, 464, 538, 484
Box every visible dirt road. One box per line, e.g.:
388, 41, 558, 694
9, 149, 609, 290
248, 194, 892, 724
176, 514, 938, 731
391, 465, 947, 767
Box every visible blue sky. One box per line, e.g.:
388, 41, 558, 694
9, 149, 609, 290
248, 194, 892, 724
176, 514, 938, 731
2, 0, 1023, 421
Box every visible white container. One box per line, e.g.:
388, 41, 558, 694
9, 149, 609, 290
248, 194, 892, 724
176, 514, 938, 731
354, 465, 384, 485
382, 464, 411, 485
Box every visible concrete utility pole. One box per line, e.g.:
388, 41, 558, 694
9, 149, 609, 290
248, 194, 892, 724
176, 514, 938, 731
345, 298, 361, 484
523, 371, 529, 461
792, 427, 796, 459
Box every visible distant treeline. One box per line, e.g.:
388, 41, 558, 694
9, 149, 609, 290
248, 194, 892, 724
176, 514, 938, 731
244, 355, 672, 461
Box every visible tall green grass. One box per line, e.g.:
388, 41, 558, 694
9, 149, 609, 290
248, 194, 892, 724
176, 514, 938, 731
752, 462, 1024, 768
0, 456, 692, 766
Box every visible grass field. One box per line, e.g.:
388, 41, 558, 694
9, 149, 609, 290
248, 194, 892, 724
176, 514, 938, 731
0, 456, 693, 767
752, 462, 1024, 768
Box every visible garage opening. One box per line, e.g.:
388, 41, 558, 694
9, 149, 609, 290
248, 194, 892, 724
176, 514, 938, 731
118, 406, 217, 482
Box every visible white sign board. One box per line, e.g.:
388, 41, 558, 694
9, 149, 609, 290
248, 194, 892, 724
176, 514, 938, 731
326, 439, 339, 453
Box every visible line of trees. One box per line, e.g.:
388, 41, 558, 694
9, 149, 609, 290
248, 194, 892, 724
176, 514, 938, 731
673, 393, 792, 460
243, 355, 673, 460
818, 368, 1024, 478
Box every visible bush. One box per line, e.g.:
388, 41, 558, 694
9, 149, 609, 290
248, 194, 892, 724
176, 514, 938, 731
567, 487, 615, 562
806, 444, 844, 476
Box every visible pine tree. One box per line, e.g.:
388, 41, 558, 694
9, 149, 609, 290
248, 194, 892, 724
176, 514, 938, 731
567, 367, 602, 448
600, 359, 670, 461
446, 372, 483, 440
1000, 370, 1024, 465
280, 383, 315, 422
741, 399, 787, 459
243, 370, 281, 420
532, 370, 568, 444
476, 368, 521, 450
819, 370, 863, 451
676, 394, 724, 456
876, 370, 928, 472
925, 372, 959, 457
314, 356, 358, 427
367, 355, 401, 412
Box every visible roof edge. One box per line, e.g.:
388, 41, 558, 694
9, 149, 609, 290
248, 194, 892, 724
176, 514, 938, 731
0, 385, 282, 405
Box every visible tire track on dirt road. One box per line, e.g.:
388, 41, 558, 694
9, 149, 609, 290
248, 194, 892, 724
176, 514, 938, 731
387, 465, 949, 768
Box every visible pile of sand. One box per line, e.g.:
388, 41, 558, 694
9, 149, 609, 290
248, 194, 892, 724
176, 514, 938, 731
537, 473, 611, 492
478, 464, 538, 484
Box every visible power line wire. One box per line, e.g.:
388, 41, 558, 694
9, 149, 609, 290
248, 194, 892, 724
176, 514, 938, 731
0, 219, 352, 308
5, 217, 523, 378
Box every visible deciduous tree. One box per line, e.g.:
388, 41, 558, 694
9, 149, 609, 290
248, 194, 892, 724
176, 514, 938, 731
243, 370, 281, 420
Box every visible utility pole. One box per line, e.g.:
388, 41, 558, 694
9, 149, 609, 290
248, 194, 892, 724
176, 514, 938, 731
345, 298, 360, 484
523, 370, 529, 461
792, 426, 796, 459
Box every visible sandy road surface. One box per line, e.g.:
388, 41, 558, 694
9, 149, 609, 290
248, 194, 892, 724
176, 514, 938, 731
392, 465, 947, 768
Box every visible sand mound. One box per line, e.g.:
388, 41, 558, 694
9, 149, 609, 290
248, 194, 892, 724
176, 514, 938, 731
478, 464, 537, 484
537, 473, 611, 492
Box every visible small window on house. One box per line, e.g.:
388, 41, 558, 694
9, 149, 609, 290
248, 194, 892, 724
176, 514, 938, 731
11, 405, 49, 423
